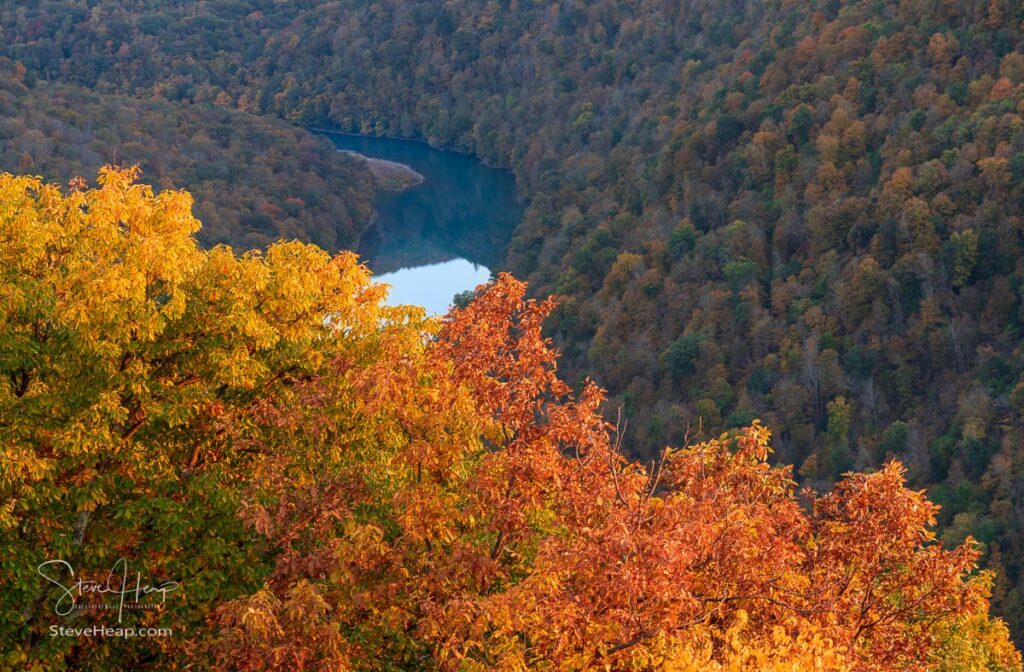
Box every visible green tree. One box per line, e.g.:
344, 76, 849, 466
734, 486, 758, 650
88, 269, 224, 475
826, 396, 853, 477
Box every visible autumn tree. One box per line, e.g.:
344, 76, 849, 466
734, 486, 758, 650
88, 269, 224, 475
0, 167, 394, 670
205, 275, 1020, 671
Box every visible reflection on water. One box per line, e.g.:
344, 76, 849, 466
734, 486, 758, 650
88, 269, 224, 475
319, 131, 522, 314
375, 259, 491, 316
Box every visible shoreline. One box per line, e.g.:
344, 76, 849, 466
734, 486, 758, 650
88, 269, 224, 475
309, 126, 523, 189
338, 149, 425, 192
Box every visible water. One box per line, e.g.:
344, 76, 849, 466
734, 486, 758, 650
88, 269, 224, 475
319, 131, 523, 315
374, 259, 491, 312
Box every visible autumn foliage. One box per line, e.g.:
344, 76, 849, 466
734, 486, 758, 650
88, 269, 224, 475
0, 170, 1020, 670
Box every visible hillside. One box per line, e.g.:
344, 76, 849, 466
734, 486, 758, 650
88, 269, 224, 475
0, 57, 374, 250
4, 0, 1024, 642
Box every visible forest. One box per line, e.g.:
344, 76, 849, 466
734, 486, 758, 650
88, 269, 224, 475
0, 56, 375, 251
2, 0, 1024, 665
0, 169, 1018, 670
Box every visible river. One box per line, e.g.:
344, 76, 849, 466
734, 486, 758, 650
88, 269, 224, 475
319, 131, 523, 315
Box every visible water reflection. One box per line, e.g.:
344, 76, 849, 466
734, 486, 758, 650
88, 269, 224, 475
374, 259, 491, 316
319, 131, 522, 314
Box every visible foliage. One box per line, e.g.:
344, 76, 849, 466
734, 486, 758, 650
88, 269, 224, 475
0, 58, 373, 251
0, 168, 393, 669
0, 169, 1017, 669
204, 264, 1016, 671
5, 0, 1024, 648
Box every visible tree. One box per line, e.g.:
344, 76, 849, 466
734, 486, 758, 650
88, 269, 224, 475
204, 275, 1017, 671
825, 396, 853, 477
0, 167, 396, 669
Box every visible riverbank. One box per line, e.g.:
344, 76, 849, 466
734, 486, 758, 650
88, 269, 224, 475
339, 150, 425, 191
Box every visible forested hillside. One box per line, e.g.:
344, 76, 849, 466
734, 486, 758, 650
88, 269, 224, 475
0, 57, 374, 250
0, 169, 1018, 670
5, 0, 1024, 642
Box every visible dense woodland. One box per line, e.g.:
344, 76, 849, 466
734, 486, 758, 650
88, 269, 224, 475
0, 57, 374, 250
4, 0, 1024, 656
0, 169, 1018, 670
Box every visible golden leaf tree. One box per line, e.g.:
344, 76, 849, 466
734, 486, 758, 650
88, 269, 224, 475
0, 167, 396, 669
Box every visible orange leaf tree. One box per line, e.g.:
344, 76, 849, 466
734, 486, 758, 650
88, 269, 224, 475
207, 273, 1020, 671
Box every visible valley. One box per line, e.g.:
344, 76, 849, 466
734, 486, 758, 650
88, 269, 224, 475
1, 1, 1023, 668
